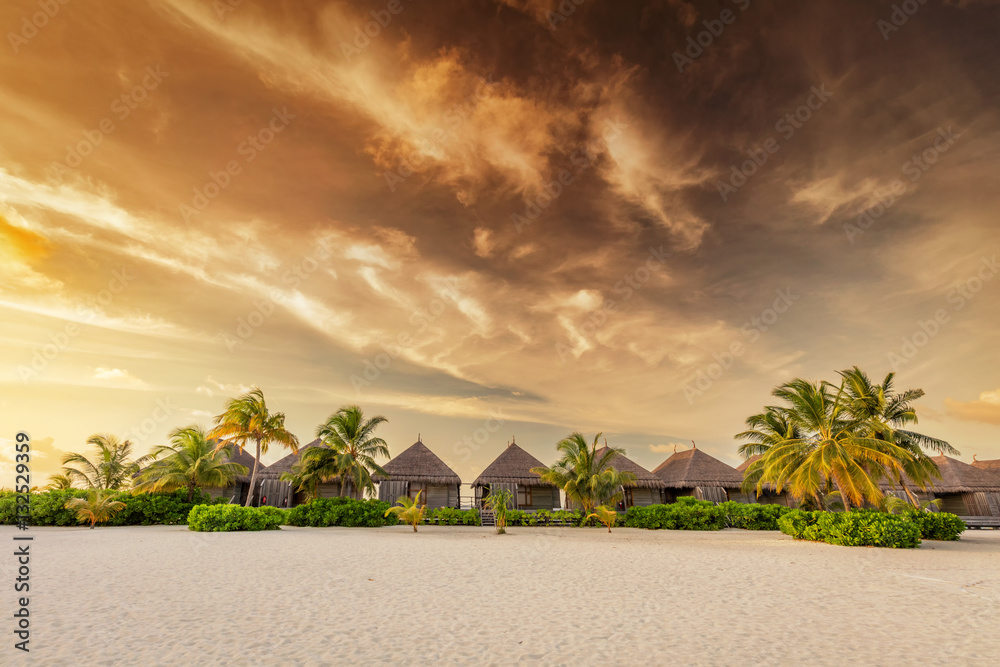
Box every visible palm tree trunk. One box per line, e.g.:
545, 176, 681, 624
245, 438, 261, 507
187, 481, 196, 503
835, 482, 851, 512
899, 474, 920, 508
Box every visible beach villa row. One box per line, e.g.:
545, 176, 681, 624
208, 438, 1000, 518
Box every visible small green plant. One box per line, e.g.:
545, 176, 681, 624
384, 492, 427, 532
586, 505, 618, 533
484, 488, 513, 534
64, 489, 126, 529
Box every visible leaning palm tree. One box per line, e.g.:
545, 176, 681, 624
531, 432, 636, 517
736, 406, 804, 497
839, 367, 956, 506
134, 426, 249, 502
743, 379, 914, 510
61, 434, 152, 490
45, 474, 74, 490
300, 405, 390, 500
209, 387, 299, 507
64, 489, 126, 529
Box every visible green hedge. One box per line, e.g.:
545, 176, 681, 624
188, 504, 285, 532
904, 510, 966, 541
720, 501, 793, 530
778, 509, 922, 548
424, 507, 481, 525
284, 497, 399, 527
0, 489, 229, 527
624, 497, 726, 530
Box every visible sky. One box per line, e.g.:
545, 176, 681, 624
1, 0, 999, 488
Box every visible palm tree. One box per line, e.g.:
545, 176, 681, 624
209, 387, 299, 507
61, 434, 152, 490
300, 405, 390, 500
64, 489, 126, 529
531, 432, 636, 516
45, 474, 74, 490
736, 406, 804, 498
384, 491, 426, 532
587, 506, 618, 533
134, 426, 249, 502
280, 460, 322, 503
483, 488, 513, 534
739, 378, 914, 510
839, 367, 957, 506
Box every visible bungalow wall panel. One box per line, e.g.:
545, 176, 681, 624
426, 484, 450, 509
631, 488, 659, 507
317, 482, 343, 499
939, 494, 968, 516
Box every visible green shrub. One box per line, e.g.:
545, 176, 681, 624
720, 501, 793, 530
0, 489, 230, 527
187, 504, 285, 532
778, 509, 922, 548
908, 511, 965, 541
284, 497, 398, 527
424, 507, 481, 525
624, 498, 726, 531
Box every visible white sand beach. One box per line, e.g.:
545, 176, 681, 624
3, 525, 998, 666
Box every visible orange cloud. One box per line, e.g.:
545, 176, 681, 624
945, 390, 1000, 425
0, 214, 49, 261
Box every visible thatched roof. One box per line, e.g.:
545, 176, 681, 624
257, 439, 324, 480
652, 447, 743, 488
377, 440, 462, 485
594, 447, 666, 489
736, 455, 760, 473
472, 442, 555, 487
881, 455, 1000, 493
972, 457, 1000, 472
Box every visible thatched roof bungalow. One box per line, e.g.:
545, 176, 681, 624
904, 455, 1000, 516
593, 447, 665, 508
653, 447, 744, 504
472, 441, 560, 510
376, 440, 461, 509
202, 444, 260, 505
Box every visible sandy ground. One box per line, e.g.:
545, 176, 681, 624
1, 525, 998, 666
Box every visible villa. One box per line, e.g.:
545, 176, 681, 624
653, 446, 745, 504
376, 439, 462, 509
472, 440, 561, 510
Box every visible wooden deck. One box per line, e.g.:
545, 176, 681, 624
960, 516, 1000, 529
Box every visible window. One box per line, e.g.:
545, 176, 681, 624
517, 486, 532, 508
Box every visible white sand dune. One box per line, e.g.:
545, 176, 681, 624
2, 525, 998, 665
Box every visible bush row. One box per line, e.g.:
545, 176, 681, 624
777, 509, 965, 548
188, 504, 286, 532
625, 497, 726, 530
0, 489, 229, 527
719, 501, 793, 530
285, 497, 399, 527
